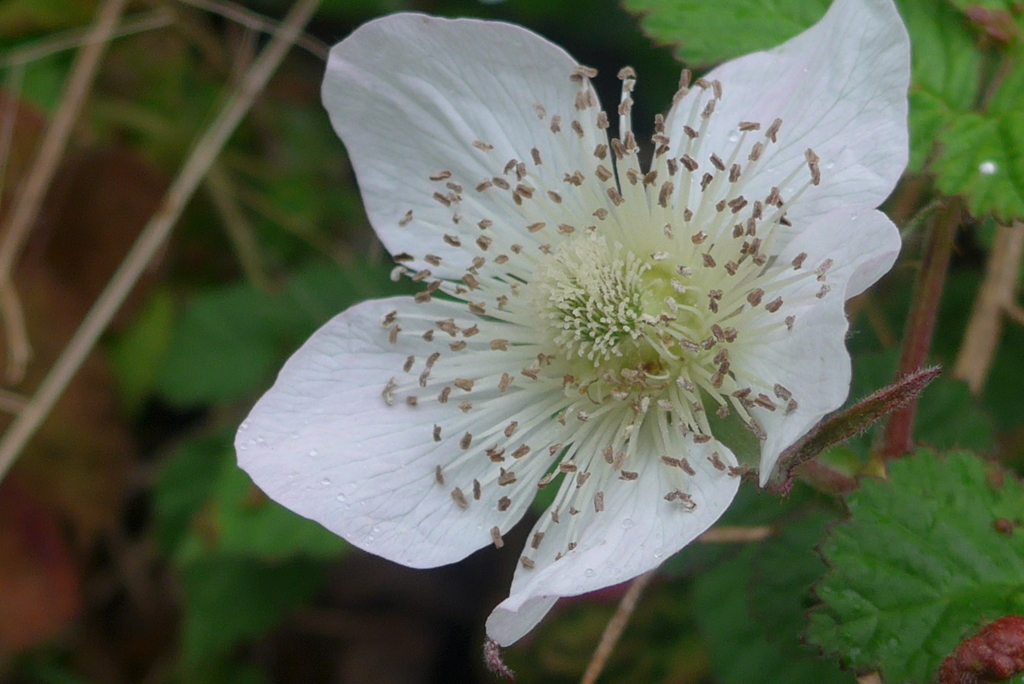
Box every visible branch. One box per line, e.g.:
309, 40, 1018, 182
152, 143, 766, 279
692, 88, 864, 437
0, 0, 323, 484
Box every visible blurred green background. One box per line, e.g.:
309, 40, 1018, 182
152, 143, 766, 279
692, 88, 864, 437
0, 0, 1023, 682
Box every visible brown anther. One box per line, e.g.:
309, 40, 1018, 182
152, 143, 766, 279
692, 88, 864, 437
691, 231, 708, 245
738, 121, 760, 131
564, 171, 584, 186
765, 118, 782, 142
438, 386, 451, 404
557, 224, 575, 235
520, 556, 535, 569
550, 115, 561, 133
595, 165, 613, 182
429, 170, 452, 181
619, 471, 639, 481
398, 210, 414, 226
446, 181, 463, 194
512, 445, 530, 459
700, 173, 714, 191
531, 532, 545, 549
815, 258, 834, 281
728, 196, 748, 213
607, 188, 625, 206
659, 181, 674, 208
449, 341, 467, 352
755, 394, 777, 411
765, 297, 783, 313
434, 464, 445, 485
596, 111, 609, 129
709, 452, 727, 471
626, 168, 640, 185
422, 330, 434, 341
498, 469, 517, 486
683, 125, 698, 139
498, 497, 511, 511
388, 325, 401, 344
498, 373, 513, 393
472, 140, 494, 151
593, 208, 609, 220
504, 421, 519, 438
701, 99, 716, 119
747, 288, 764, 307
559, 461, 578, 473
491, 526, 503, 548
729, 164, 742, 182
462, 274, 479, 290
785, 315, 796, 331
571, 120, 585, 138
791, 252, 808, 269
451, 487, 469, 508
618, 98, 633, 116
749, 141, 764, 161
594, 492, 605, 512
724, 261, 739, 275
710, 154, 725, 171
610, 138, 627, 159
681, 154, 698, 171
403, 355, 415, 373
644, 171, 659, 186
748, 419, 768, 440
694, 433, 712, 444
702, 253, 717, 268
521, 368, 539, 380
454, 378, 474, 392
576, 471, 591, 487
468, 302, 486, 315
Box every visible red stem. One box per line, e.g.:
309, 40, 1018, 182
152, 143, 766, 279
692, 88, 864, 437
879, 197, 962, 459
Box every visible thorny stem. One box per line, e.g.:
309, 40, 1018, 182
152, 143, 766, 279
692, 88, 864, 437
0, 0, 129, 385
879, 197, 962, 460
0, 0, 323, 485
954, 221, 1024, 394
579, 570, 656, 684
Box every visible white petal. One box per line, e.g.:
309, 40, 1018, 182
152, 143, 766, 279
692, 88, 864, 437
485, 426, 739, 646
665, 0, 909, 237
322, 14, 610, 278
237, 296, 551, 568
735, 207, 900, 483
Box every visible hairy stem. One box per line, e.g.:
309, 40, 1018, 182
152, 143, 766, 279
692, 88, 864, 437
879, 197, 962, 460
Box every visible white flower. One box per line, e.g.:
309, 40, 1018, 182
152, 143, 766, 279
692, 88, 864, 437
236, 0, 909, 646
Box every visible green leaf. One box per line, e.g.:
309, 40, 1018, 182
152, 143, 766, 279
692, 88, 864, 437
807, 450, 1024, 683
156, 429, 347, 562
933, 109, 1024, 221
693, 510, 855, 684
622, 0, 828, 66
106, 288, 176, 413
900, 0, 984, 172
156, 260, 410, 406
179, 558, 325, 665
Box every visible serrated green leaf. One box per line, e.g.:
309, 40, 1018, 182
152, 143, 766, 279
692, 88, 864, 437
622, 0, 827, 66
693, 511, 855, 684
807, 450, 1024, 683
179, 558, 324, 665
934, 110, 1024, 221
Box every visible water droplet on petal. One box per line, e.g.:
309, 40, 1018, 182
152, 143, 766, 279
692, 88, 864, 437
621, 518, 635, 529
321, 477, 331, 486
238, 443, 247, 451
727, 131, 739, 143
979, 160, 998, 175
290, 432, 299, 439
309, 449, 318, 457
335, 494, 346, 502
240, 421, 249, 430
584, 568, 597, 578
